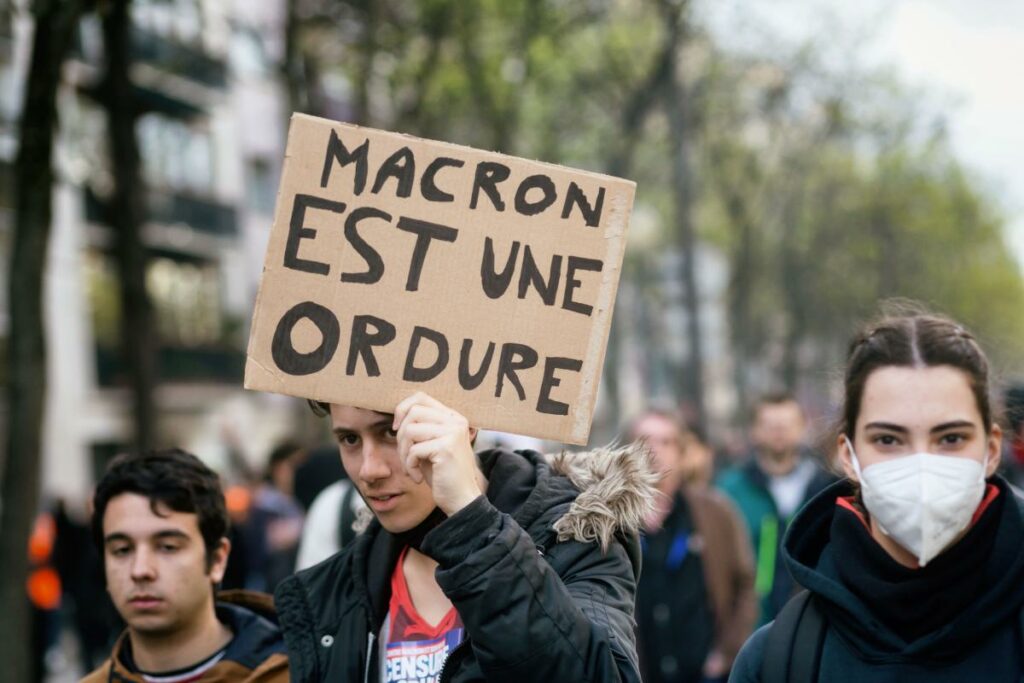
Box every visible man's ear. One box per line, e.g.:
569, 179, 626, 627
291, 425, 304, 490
837, 435, 858, 482
208, 536, 231, 583
469, 427, 479, 446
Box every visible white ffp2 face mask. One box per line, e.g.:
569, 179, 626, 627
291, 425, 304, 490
845, 436, 987, 567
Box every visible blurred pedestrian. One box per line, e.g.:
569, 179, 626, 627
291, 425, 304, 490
52, 498, 121, 673
221, 483, 253, 590
243, 442, 305, 592
292, 444, 346, 512
717, 394, 834, 624
274, 392, 654, 682
81, 448, 288, 682
682, 426, 718, 490
730, 312, 1024, 681
27, 506, 62, 683
633, 411, 756, 683
294, 468, 367, 571
998, 384, 1024, 489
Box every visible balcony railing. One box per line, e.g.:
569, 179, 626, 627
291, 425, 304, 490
85, 186, 237, 237
132, 27, 227, 89
96, 345, 245, 386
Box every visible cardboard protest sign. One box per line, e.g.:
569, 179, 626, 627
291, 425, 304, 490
245, 114, 634, 444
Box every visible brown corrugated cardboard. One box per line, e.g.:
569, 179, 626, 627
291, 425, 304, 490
245, 114, 635, 444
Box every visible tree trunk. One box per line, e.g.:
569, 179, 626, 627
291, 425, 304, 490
0, 1, 86, 678
457, 3, 510, 152
724, 184, 755, 415
601, 8, 679, 422
283, 0, 309, 115
874, 200, 899, 297
779, 195, 804, 392
102, 0, 157, 451
352, 0, 378, 126
660, 0, 707, 433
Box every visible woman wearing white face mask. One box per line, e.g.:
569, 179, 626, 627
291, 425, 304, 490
729, 311, 1024, 683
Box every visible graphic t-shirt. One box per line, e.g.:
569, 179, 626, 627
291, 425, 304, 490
380, 548, 465, 683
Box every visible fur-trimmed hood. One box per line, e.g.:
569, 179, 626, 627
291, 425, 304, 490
545, 445, 658, 551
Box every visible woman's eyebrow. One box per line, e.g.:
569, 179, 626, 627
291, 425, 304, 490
863, 422, 908, 433
930, 420, 976, 433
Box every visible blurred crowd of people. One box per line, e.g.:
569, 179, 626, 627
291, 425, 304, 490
24, 378, 1024, 683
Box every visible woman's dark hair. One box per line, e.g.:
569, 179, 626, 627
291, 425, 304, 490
92, 448, 229, 568
842, 312, 993, 439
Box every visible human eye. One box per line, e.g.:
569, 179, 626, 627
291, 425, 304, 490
337, 432, 360, 448
108, 544, 131, 557
938, 432, 970, 449
870, 433, 901, 447
157, 541, 182, 553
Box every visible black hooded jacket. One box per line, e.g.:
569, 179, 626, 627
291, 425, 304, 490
274, 447, 654, 683
730, 476, 1024, 682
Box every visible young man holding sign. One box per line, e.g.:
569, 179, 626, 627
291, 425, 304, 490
248, 115, 646, 681
273, 392, 654, 682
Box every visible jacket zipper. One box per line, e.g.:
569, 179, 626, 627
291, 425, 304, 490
364, 631, 376, 683
438, 638, 471, 683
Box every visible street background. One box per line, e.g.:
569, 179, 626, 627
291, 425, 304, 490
1, 0, 1022, 680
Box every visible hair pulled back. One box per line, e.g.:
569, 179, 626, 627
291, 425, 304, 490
842, 312, 993, 438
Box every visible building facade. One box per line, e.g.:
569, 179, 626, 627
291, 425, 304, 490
0, 0, 316, 508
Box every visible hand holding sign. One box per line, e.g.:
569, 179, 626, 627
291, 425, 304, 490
394, 392, 483, 516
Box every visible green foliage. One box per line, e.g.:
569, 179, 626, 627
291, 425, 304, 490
292, 0, 1024, 420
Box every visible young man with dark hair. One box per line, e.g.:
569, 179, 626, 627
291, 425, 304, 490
716, 394, 834, 624
82, 449, 289, 682
274, 392, 654, 682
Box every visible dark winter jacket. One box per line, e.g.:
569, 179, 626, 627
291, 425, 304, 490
729, 476, 1024, 682
637, 487, 756, 682
274, 447, 657, 683
81, 590, 289, 682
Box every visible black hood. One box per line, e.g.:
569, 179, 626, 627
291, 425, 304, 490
216, 599, 287, 669
783, 476, 1024, 664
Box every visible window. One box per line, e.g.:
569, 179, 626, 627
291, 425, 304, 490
138, 114, 214, 194
147, 255, 222, 347
245, 157, 276, 214
86, 250, 224, 350
133, 0, 202, 46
